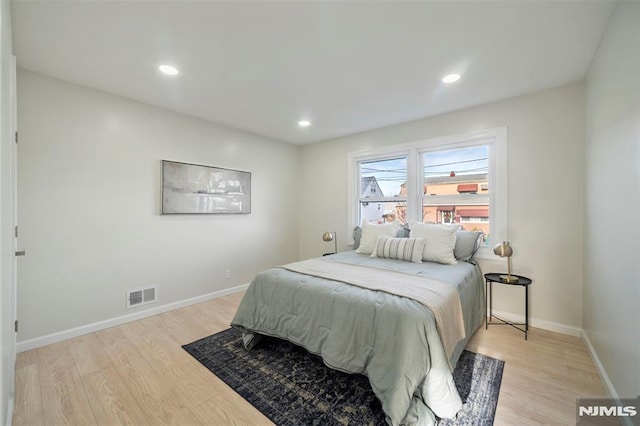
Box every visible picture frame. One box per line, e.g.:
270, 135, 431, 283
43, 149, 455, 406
161, 160, 251, 214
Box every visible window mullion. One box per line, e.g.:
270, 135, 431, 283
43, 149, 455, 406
405, 149, 420, 224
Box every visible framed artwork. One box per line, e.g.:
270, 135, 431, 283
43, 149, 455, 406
162, 160, 251, 214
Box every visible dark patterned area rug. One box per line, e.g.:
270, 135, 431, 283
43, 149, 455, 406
183, 328, 504, 425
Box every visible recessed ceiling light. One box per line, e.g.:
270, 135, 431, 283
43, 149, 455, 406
442, 73, 461, 83
298, 120, 311, 127
159, 65, 179, 76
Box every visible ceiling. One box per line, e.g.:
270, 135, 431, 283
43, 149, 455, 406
12, 1, 615, 145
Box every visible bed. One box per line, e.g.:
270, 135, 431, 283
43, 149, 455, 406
231, 225, 485, 426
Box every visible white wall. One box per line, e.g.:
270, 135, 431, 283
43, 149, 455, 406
584, 1, 640, 399
0, 0, 13, 422
17, 70, 300, 342
299, 83, 586, 332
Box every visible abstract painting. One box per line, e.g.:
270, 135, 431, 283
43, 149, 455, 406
162, 160, 251, 214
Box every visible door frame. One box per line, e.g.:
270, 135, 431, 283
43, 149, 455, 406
2, 54, 17, 426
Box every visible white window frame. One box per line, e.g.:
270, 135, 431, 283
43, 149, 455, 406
347, 127, 508, 260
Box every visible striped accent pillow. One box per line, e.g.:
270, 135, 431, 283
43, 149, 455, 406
370, 236, 425, 263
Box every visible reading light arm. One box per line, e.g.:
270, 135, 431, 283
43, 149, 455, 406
493, 241, 519, 283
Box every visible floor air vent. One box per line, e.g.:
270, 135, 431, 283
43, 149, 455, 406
127, 286, 157, 308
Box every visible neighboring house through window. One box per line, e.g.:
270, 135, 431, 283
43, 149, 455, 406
358, 158, 407, 224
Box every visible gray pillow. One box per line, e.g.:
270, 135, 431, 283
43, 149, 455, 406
454, 230, 484, 261
353, 226, 362, 250
354, 224, 409, 250
396, 224, 411, 238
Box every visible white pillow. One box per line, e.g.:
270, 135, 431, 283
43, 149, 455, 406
410, 223, 458, 265
370, 236, 425, 263
355, 221, 397, 255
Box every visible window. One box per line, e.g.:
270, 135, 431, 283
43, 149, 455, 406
358, 157, 407, 224
422, 145, 490, 238
348, 127, 508, 259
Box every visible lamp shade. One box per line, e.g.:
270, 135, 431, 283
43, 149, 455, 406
322, 232, 334, 242
493, 241, 513, 257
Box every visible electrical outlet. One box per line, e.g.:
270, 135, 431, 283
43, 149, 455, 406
225, 269, 232, 279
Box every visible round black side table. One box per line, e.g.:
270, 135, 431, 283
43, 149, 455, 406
484, 273, 533, 340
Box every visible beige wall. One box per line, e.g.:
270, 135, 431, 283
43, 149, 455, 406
584, 1, 640, 399
299, 82, 585, 332
16, 70, 301, 342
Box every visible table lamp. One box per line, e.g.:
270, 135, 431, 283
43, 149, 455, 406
493, 241, 519, 283
322, 231, 337, 255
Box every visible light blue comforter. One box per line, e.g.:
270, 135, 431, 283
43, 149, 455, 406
231, 251, 484, 425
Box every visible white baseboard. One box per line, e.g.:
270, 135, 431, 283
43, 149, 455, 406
581, 330, 619, 399
16, 283, 250, 353
581, 331, 633, 426
490, 309, 582, 337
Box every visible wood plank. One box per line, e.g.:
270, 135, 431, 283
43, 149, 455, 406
12, 364, 44, 426
81, 366, 149, 426
117, 318, 220, 408
190, 395, 257, 426
95, 325, 139, 359
67, 332, 112, 376
14, 348, 39, 369
36, 341, 97, 425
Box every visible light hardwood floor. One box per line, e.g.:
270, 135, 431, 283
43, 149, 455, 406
13, 291, 607, 425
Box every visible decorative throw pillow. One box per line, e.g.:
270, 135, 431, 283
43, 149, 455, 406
409, 223, 458, 265
454, 230, 484, 262
395, 223, 411, 238
353, 226, 362, 250
355, 221, 398, 255
370, 236, 425, 263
